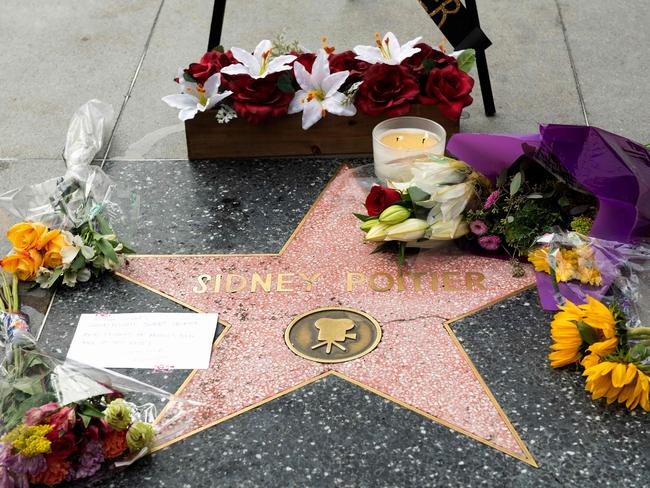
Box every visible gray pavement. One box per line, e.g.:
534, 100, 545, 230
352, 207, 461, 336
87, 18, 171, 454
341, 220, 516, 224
0, 0, 648, 191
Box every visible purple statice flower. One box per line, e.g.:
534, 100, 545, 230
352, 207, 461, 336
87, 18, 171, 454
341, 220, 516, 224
483, 190, 500, 209
68, 440, 104, 481
469, 220, 488, 236
8, 453, 46, 475
478, 235, 502, 251
0, 443, 30, 488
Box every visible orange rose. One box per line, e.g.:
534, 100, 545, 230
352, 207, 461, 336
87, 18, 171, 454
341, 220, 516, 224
42, 250, 63, 269
35, 228, 62, 251
40, 232, 70, 269
6, 222, 48, 250
1, 249, 43, 281
30, 457, 71, 487
45, 232, 70, 254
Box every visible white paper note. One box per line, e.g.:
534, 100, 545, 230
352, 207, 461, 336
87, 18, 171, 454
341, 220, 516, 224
67, 313, 219, 369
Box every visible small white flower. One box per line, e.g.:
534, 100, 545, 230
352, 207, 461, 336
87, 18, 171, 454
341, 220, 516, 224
353, 32, 421, 65
288, 49, 356, 130
61, 233, 95, 267
221, 39, 296, 79
162, 71, 233, 121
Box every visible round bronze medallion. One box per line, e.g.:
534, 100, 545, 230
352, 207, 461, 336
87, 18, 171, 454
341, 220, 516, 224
284, 307, 382, 364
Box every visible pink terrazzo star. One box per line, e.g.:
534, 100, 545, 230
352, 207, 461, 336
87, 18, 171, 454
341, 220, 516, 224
119, 166, 537, 465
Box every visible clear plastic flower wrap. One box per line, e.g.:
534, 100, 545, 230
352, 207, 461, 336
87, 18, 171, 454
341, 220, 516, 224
0, 100, 140, 288
528, 229, 650, 319
0, 307, 201, 486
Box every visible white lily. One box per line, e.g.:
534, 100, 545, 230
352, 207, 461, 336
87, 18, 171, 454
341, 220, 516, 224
162, 71, 232, 121
60, 232, 95, 267
353, 32, 421, 65
384, 218, 429, 242
288, 49, 356, 130
221, 39, 296, 79
427, 216, 469, 240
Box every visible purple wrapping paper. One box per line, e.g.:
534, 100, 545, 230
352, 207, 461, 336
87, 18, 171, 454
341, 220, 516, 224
447, 124, 650, 309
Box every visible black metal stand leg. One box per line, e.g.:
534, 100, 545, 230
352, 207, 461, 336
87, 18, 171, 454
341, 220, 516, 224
465, 0, 496, 116
207, 0, 227, 51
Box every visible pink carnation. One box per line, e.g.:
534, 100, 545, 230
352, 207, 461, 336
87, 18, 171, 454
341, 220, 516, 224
470, 220, 488, 236
483, 190, 500, 209
478, 235, 502, 251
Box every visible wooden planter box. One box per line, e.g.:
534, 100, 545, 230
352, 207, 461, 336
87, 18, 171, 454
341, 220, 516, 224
184, 104, 459, 159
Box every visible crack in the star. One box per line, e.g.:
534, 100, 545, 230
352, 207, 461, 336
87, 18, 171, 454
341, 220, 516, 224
380, 312, 448, 327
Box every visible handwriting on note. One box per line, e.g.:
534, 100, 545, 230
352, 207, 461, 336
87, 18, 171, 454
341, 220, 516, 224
67, 313, 219, 370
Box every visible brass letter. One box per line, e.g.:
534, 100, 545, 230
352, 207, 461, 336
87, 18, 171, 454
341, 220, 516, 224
192, 274, 211, 294
396, 272, 410, 292
213, 274, 221, 293
277, 273, 295, 292
442, 272, 461, 291
225, 274, 247, 293
298, 272, 321, 292
465, 272, 487, 291
251, 273, 272, 293
369, 272, 394, 292
431, 272, 439, 291
412, 272, 426, 291
346, 272, 365, 292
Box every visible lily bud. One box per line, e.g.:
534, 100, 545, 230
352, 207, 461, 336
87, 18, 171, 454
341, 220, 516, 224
364, 222, 391, 241
378, 205, 410, 225
360, 218, 379, 232
384, 219, 429, 242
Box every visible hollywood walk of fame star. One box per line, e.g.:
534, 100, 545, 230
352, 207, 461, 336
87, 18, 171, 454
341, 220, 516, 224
118, 166, 538, 466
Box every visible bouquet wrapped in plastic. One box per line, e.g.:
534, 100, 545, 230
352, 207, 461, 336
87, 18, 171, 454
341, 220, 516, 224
354, 156, 488, 265
0, 274, 198, 486
0, 100, 139, 288
448, 124, 650, 308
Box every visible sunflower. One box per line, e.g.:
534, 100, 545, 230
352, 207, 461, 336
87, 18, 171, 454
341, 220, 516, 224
548, 300, 585, 368
580, 296, 616, 339
527, 247, 550, 273
583, 360, 650, 411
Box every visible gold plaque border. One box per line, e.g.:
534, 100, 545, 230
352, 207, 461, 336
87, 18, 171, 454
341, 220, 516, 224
97, 163, 539, 467
284, 307, 382, 364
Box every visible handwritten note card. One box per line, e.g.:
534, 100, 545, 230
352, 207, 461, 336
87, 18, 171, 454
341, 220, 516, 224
67, 313, 219, 369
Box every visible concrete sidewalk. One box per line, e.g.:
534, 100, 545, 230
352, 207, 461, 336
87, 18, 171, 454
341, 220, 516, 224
0, 0, 648, 185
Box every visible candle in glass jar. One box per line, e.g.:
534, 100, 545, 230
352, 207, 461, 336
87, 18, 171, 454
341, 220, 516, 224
379, 129, 440, 150
372, 117, 447, 182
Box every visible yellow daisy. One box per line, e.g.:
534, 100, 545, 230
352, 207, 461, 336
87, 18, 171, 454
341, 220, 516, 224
527, 247, 550, 273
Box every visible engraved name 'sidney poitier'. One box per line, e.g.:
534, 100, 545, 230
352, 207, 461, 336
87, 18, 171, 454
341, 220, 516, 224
192, 270, 487, 294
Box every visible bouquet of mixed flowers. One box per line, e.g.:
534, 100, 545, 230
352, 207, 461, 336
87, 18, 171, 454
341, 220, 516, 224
465, 155, 598, 273
0, 272, 196, 486
355, 155, 487, 265
0, 100, 138, 289
163, 32, 476, 129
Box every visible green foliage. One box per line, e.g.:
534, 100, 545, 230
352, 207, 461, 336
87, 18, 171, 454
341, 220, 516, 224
456, 49, 476, 73
276, 73, 294, 94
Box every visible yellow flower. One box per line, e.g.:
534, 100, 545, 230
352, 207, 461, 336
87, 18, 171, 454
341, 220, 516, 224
1, 249, 43, 281
583, 360, 650, 411
1, 424, 53, 457
6, 222, 48, 250
527, 247, 550, 273
576, 266, 602, 286
587, 337, 618, 357
580, 296, 616, 339
554, 249, 578, 282
549, 316, 583, 368
580, 352, 601, 369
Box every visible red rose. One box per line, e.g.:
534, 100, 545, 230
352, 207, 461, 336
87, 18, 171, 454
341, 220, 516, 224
355, 64, 419, 116
184, 62, 217, 85
400, 43, 456, 77
328, 50, 369, 84
293, 52, 316, 72
48, 433, 78, 461
365, 186, 402, 216
228, 73, 294, 123
199, 50, 235, 70
419, 64, 474, 120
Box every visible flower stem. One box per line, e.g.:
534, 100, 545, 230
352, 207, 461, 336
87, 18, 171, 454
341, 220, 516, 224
627, 327, 650, 338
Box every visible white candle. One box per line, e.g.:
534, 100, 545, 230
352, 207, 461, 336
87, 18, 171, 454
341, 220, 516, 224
372, 117, 446, 182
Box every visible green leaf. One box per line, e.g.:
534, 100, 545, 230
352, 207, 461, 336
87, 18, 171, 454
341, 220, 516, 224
79, 413, 92, 428
182, 72, 196, 83
80, 403, 104, 418
456, 49, 476, 73
277, 73, 294, 94
509, 172, 522, 196
213, 45, 225, 53
69, 252, 87, 273
397, 242, 406, 267
353, 213, 373, 222
408, 186, 430, 203
558, 196, 570, 207
569, 204, 591, 215
370, 242, 392, 254
46, 268, 63, 288
12, 377, 45, 395
94, 214, 113, 236
526, 193, 544, 199
97, 238, 119, 264
576, 321, 599, 345
497, 168, 508, 189
422, 59, 437, 75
